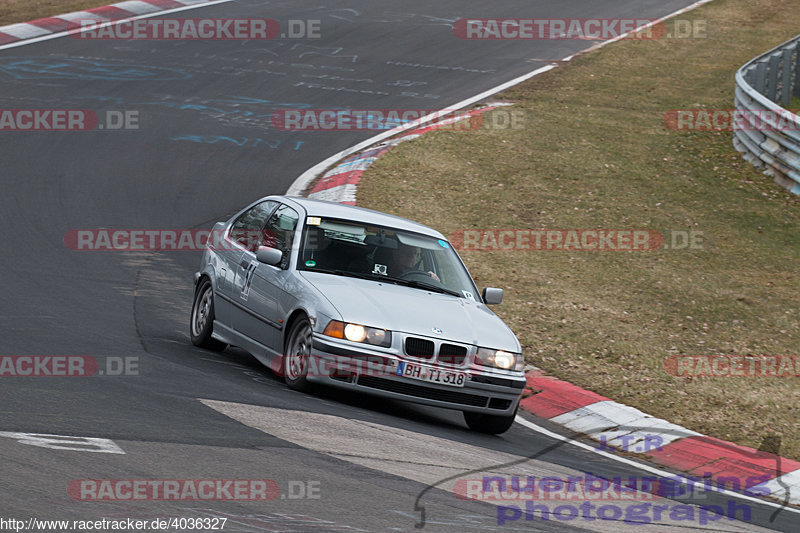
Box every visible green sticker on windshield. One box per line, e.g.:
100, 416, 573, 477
438, 239, 450, 248
305, 260, 317, 267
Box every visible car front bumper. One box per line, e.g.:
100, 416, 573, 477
309, 334, 525, 416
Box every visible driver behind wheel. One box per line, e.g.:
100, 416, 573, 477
390, 243, 440, 281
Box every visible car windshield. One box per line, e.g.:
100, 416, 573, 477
297, 217, 480, 300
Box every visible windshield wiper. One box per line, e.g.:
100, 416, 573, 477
305, 268, 462, 297
305, 268, 385, 282
383, 277, 462, 297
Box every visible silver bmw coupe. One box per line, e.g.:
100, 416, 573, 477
190, 195, 526, 433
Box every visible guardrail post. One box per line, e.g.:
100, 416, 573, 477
795, 42, 800, 98
767, 52, 781, 102
781, 48, 793, 107
754, 62, 767, 94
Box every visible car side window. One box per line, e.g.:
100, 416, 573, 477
263, 204, 299, 269
229, 200, 278, 251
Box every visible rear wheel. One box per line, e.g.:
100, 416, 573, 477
463, 404, 518, 434
190, 278, 227, 351
284, 317, 312, 391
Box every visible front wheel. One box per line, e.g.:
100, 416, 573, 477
463, 404, 518, 434
190, 278, 227, 351
284, 317, 313, 391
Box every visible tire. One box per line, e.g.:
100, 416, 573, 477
463, 404, 518, 434
190, 278, 227, 351
284, 316, 312, 391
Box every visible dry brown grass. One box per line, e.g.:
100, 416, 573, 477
0, 1, 117, 26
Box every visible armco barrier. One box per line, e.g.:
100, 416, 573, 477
733, 34, 800, 194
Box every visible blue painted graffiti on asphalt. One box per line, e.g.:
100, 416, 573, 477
70, 95, 312, 121
0, 57, 191, 81
171, 135, 306, 150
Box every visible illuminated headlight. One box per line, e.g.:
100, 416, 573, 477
475, 348, 524, 371
323, 320, 391, 347
344, 323, 366, 342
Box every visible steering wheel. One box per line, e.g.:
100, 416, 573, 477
398, 270, 439, 283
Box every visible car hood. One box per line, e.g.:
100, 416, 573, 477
300, 272, 521, 352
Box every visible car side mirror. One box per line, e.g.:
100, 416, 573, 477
482, 287, 503, 305
256, 246, 283, 266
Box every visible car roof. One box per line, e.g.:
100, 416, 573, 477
270, 195, 446, 240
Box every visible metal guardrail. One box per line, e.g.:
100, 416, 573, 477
733, 34, 800, 194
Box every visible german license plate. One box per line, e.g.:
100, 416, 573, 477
396, 361, 466, 387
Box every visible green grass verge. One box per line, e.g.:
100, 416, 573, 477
358, 0, 800, 459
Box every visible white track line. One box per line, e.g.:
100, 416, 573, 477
285, 64, 556, 195
514, 415, 800, 515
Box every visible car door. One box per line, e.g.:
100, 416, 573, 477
217, 200, 278, 330
234, 203, 300, 353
